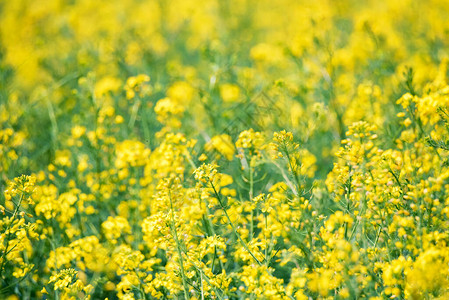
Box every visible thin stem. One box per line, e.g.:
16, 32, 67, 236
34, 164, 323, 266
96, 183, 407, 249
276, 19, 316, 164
271, 160, 298, 196
284, 147, 301, 194
373, 226, 382, 248
0, 193, 25, 278
249, 164, 254, 240
189, 263, 224, 300
128, 99, 141, 130
209, 179, 262, 265
168, 191, 190, 299
264, 211, 269, 268
133, 270, 148, 300
198, 189, 225, 272
200, 272, 204, 300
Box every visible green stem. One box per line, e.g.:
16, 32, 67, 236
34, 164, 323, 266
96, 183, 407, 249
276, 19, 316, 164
264, 211, 269, 267
168, 191, 190, 299
284, 147, 301, 196
0, 193, 24, 278
209, 180, 262, 265
249, 164, 254, 240
128, 99, 141, 130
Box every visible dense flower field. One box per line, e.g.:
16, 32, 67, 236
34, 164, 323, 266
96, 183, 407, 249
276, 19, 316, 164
2, 0, 449, 299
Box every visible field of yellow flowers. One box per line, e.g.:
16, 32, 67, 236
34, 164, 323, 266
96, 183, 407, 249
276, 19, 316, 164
2, 0, 449, 299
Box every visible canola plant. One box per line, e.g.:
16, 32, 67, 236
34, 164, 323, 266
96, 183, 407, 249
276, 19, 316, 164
1, 0, 449, 299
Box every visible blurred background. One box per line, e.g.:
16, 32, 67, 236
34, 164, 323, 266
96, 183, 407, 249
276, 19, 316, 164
1, 0, 448, 180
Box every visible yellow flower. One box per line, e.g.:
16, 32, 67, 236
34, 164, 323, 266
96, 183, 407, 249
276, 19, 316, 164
219, 84, 241, 103
205, 134, 235, 160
